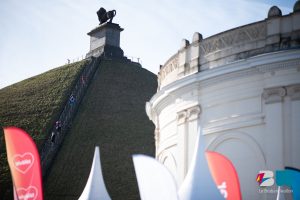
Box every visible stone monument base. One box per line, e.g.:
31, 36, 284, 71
86, 22, 124, 58
86, 45, 124, 58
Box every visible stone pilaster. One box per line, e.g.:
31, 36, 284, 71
176, 105, 201, 185
177, 110, 188, 184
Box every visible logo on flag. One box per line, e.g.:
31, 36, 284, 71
217, 182, 228, 198
17, 186, 38, 200
13, 152, 35, 174
256, 170, 274, 186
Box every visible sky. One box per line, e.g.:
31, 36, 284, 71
0, 0, 296, 89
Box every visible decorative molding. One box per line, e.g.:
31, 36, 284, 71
203, 113, 265, 135
199, 22, 266, 55
156, 51, 300, 96
257, 59, 300, 73
187, 105, 201, 121
262, 86, 286, 104
200, 57, 300, 89
200, 58, 300, 89
286, 84, 300, 100
177, 110, 188, 125
261, 84, 300, 104
177, 105, 201, 125
160, 54, 179, 81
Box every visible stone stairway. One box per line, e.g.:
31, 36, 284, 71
43, 58, 157, 200
40, 56, 101, 177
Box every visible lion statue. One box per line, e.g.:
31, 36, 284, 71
97, 7, 116, 25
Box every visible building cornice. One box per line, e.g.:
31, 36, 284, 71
147, 49, 300, 116
158, 11, 300, 88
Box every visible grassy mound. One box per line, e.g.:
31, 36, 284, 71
44, 59, 157, 200
0, 60, 87, 199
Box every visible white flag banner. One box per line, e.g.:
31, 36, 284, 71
78, 146, 111, 200
178, 129, 224, 200
133, 155, 179, 200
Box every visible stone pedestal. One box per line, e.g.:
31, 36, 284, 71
86, 22, 124, 58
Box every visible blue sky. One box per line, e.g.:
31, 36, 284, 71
0, 0, 296, 89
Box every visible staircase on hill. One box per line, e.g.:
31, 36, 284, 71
40, 56, 101, 177
44, 58, 157, 200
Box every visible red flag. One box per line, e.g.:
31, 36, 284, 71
4, 127, 44, 200
206, 151, 242, 200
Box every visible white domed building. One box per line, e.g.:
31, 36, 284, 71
146, 3, 300, 199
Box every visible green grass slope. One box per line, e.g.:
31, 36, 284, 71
44, 59, 157, 200
0, 60, 87, 199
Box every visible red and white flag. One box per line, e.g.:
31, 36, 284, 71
206, 151, 242, 200
4, 127, 44, 200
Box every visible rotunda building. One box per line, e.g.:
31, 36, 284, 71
146, 4, 300, 199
